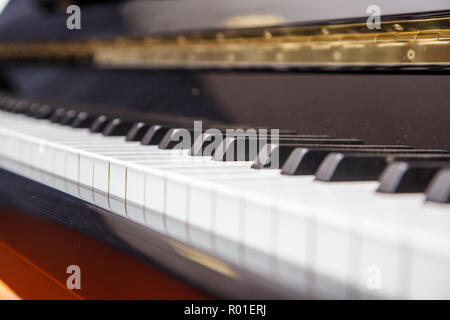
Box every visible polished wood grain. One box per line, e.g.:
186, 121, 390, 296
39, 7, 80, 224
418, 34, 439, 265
0, 207, 210, 300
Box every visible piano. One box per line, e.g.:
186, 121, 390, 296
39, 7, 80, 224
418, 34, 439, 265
0, 0, 449, 299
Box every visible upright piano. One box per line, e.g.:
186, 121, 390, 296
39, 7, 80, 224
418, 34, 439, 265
0, 0, 449, 299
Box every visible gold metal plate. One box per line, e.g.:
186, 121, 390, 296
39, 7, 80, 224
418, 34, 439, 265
0, 16, 449, 69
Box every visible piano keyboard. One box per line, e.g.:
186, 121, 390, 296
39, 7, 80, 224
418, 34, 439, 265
0, 95, 449, 299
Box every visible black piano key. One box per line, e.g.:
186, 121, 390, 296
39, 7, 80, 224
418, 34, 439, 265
273, 138, 364, 145
144, 123, 319, 147
141, 125, 173, 145
1, 100, 8, 111
12, 100, 32, 114
315, 153, 450, 182
212, 137, 356, 162
377, 161, 449, 193
1, 98, 12, 112
10, 100, 24, 112
0, 97, 7, 110
159, 128, 200, 149
0, 101, 9, 111
26, 102, 43, 118
35, 105, 53, 119
251, 144, 302, 169
426, 168, 450, 204
126, 122, 152, 141
189, 132, 224, 156
4, 99, 17, 112
1, 97, 14, 111
281, 146, 435, 175
183, 129, 241, 155
59, 109, 79, 125
212, 137, 238, 161
211, 137, 261, 161
71, 112, 98, 128
167, 124, 265, 148
89, 115, 109, 133
0, 100, 8, 111
235, 128, 299, 135
141, 124, 215, 146
189, 132, 338, 157
3, 99, 15, 112
102, 118, 135, 136
253, 144, 413, 170
50, 107, 67, 123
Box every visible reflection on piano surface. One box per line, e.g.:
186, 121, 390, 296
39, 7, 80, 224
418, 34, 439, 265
0, 0, 448, 299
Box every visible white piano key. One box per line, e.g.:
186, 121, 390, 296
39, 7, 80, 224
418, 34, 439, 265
53, 146, 66, 178
126, 165, 145, 208
37, 142, 52, 172
93, 186, 111, 210
165, 174, 191, 242
126, 202, 146, 224
275, 204, 314, 294
242, 199, 275, 277
144, 169, 166, 214
65, 150, 79, 182
314, 208, 361, 298
65, 178, 80, 198
409, 231, 450, 299
187, 183, 214, 252
79, 152, 94, 189
109, 196, 127, 216
214, 191, 243, 266
244, 198, 275, 247
109, 161, 126, 200
144, 207, 166, 235
93, 156, 110, 195
357, 221, 409, 299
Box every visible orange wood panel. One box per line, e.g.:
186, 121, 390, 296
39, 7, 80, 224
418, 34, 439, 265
0, 207, 210, 300
0, 278, 20, 300
0, 240, 81, 300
